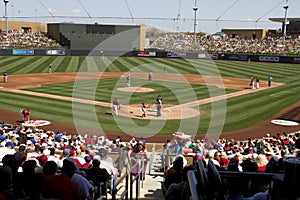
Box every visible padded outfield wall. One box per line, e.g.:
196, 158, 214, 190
0, 48, 299, 64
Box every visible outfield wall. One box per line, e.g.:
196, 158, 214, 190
0, 49, 299, 64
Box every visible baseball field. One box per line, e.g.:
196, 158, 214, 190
0, 56, 300, 142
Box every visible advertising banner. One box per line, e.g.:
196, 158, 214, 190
228, 54, 248, 61
167, 52, 186, 58
259, 56, 280, 62
137, 51, 156, 57
198, 53, 218, 60
46, 50, 65, 55
293, 57, 300, 64
13, 49, 34, 55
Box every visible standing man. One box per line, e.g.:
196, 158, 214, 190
148, 71, 152, 81
268, 76, 273, 87
250, 76, 255, 89
3, 70, 7, 83
256, 77, 260, 89
126, 74, 131, 87
156, 94, 162, 117
164, 66, 168, 75
112, 98, 120, 116
141, 102, 146, 118
49, 64, 52, 74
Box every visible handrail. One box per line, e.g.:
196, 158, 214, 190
129, 158, 146, 200
148, 143, 155, 175
112, 164, 129, 200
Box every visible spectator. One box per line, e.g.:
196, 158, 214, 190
130, 141, 149, 180
163, 155, 184, 191
81, 155, 92, 169
85, 159, 111, 198
14, 159, 44, 199
255, 154, 268, 172
43, 158, 82, 200
43, 160, 58, 176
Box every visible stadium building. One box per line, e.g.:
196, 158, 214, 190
269, 17, 300, 36
221, 29, 277, 39
0, 21, 46, 33
47, 23, 146, 51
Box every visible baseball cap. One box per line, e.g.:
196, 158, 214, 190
0, 135, 6, 140
63, 148, 70, 156
5, 141, 14, 148
84, 155, 92, 163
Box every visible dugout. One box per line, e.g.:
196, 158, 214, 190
47, 23, 146, 51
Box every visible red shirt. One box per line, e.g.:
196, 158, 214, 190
43, 174, 82, 200
82, 163, 92, 169
257, 165, 266, 172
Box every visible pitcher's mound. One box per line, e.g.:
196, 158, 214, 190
117, 87, 154, 93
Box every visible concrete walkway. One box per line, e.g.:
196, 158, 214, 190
115, 151, 165, 200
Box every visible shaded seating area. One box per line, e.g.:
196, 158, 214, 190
187, 157, 300, 200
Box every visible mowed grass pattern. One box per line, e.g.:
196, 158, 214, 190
0, 56, 300, 135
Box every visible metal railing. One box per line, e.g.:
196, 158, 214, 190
148, 143, 155, 175
129, 158, 146, 200
112, 164, 129, 200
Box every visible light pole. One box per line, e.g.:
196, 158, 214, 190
3, 0, 9, 35
193, 0, 198, 43
11, 4, 13, 20
283, 0, 289, 44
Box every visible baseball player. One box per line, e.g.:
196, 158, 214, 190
126, 74, 131, 87
49, 64, 52, 74
21, 109, 30, 122
141, 102, 146, 118
3, 70, 7, 83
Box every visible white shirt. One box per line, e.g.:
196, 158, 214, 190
0, 147, 16, 164
100, 160, 118, 176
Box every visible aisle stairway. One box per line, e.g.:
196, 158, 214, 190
115, 145, 165, 200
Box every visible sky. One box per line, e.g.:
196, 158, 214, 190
4, 0, 300, 34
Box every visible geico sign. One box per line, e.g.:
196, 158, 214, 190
259, 56, 280, 62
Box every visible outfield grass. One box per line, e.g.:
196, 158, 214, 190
1, 56, 300, 135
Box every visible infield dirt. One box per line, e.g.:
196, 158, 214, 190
1, 72, 299, 142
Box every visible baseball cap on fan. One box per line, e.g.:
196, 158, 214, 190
5, 141, 14, 148
0, 135, 6, 140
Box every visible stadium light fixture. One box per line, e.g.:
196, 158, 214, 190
3, 0, 9, 35
283, 0, 289, 44
193, 0, 198, 43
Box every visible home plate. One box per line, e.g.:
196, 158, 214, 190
271, 119, 299, 126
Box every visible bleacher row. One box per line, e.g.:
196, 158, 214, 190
148, 33, 300, 55
0, 31, 61, 49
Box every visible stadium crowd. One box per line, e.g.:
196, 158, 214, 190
0, 121, 152, 200
0, 120, 300, 199
0, 30, 61, 49
163, 131, 300, 200
148, 32, 300, 55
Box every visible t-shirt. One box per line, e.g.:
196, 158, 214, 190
43, 174, 81, 200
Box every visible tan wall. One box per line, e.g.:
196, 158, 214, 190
0, 21, 47, 32
140, 24, 146, 51
221, 29, 270, 39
